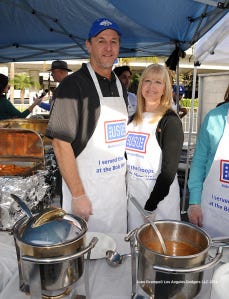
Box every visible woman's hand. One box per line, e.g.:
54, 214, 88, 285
33, 95, 44, 105
187, 204, 203, 227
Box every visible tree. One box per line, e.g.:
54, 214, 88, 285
129, 72, 141, 94
10, 73, 40, 104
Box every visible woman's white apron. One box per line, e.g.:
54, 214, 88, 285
126, 112, 180, 230
62, 63, 128, 233
201, 108, 229, 237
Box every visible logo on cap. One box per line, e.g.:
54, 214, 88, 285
100, 20, 113, 27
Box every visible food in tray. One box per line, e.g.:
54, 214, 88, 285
0, 164, 31, 176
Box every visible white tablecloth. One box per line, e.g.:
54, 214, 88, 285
0, 231, 132, 299
0, 231, 225, 299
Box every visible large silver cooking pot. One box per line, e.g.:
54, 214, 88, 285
13, 207, 97, 298
134, 220, 223, 299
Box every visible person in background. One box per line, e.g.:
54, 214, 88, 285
113, 65, 137, 118
0, 73, 43, 120
172, 85, 188, 118
216, 84, 229, 107
39, 60, 72, 111
188, 84, 229, 237
40, 61, 72, 206
46, 18, 128, 233
126, 64, 184, 230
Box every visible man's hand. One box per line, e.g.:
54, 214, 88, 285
187, 204, 203, 227
71, 194, 93, 221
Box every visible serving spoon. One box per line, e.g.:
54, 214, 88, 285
11, 193, 33, 219
129, 195, 167, 254
105, 249, 131, 266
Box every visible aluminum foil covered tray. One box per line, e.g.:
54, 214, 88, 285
0, 128, 51, 230
0, 171, 51, 230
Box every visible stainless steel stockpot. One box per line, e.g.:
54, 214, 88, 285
13, 208, 97, 298
133, 220, 223, 299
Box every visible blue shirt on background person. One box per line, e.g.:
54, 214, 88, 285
188, 102, 229, 204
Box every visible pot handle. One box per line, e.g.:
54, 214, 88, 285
212, 237, 229, 247
22, 237, 98, 264
153, 246, 223, 274
124, 228, 137, 242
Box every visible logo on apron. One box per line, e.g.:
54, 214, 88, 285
126, 132, 150, 153
104, 119, 126, 143
220, 160, 229, 184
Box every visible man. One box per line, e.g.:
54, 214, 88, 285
188, 95, 229, 237
113, 65, 137, 118
49, 60, 72, 83
172, 85, 187, 118
39, 60, 72, 111
46, 18, 128, 233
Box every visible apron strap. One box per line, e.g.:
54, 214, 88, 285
87, 62, 123, 99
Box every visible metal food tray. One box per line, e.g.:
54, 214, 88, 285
0, 118, 51, 146
0, 128, 45, 176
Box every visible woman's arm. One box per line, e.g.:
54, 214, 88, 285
145, 113, 184, 211
4, 96, 43, 118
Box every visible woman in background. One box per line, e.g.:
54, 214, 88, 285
188, 83, 229, 237
0, 73, 43, 120
126, 64, 184, 230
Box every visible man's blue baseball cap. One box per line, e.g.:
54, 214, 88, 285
88, 18, 122, 39
173, 85, 185, 95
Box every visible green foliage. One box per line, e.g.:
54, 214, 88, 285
9, 73, 40, 103
180, 98, 199, 108
129, 72, 141, 94
10, 73, 40, 89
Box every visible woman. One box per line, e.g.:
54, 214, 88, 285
0, 73, 43, 120
188, 84, 229, 237
126, 64, 184, 230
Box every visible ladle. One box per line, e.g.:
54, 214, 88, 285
129, 195, 167, 254
106, 249, 131, 266
10, 193, 82, 230
11, 193, 33, 219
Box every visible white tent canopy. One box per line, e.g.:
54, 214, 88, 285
181, 12, 229, 213
194, 12, 229, 65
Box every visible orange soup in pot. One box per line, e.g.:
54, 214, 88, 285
143, 240, 200, 256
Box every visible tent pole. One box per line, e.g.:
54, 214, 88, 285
176, 60, 180, 114
181, 65, 198, 214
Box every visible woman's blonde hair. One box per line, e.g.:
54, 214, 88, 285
133, 64, 172, 124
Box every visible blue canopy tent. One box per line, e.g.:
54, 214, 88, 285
0, 0, 228, 62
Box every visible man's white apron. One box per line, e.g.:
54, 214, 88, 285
201, 108, 229, 237
126, 112, 180, 230
62, 63, 128, 233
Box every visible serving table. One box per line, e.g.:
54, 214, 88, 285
0, 231, 222, 299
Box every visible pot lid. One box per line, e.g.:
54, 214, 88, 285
21, 208, 87, 246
